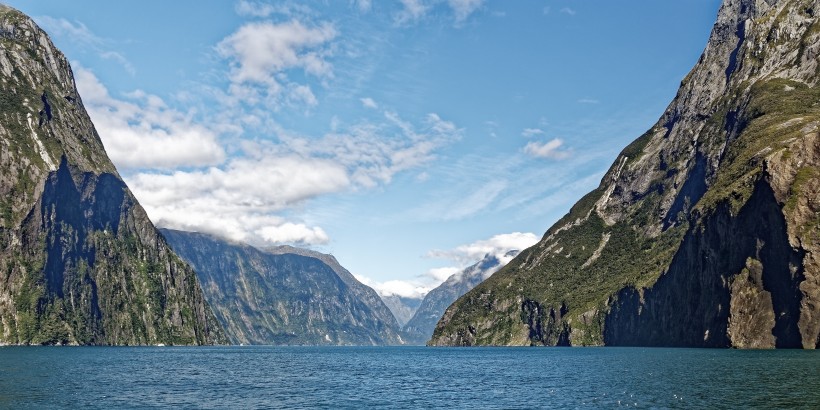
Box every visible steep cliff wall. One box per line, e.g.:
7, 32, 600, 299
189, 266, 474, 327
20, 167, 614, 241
162, 229, 405, 346
431, 0, 820, 348
0, 5, 225, 345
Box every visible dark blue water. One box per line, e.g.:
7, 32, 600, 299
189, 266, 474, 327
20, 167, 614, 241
1, 346, 818, 409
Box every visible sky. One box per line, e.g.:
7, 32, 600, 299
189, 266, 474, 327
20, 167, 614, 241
6, 0, 722, 299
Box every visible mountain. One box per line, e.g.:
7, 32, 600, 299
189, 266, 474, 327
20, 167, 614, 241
160, 229, 405, 345
0, 6, 225, 345
431, 0, 820, 348
380, 295, 423, 327
403, 251, 516, 343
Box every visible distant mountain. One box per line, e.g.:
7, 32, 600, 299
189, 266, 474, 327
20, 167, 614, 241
161, 229, 405, 345
0, 5, 225, 345
432, 0, 820, 348
403, 252, 517, 344
380, 295, 423, 327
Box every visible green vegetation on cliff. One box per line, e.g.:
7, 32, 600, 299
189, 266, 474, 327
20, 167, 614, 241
0, 5, 226, 345
431, 0, 820, 348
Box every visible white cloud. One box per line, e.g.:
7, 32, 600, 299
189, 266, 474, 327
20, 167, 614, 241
524, 138, 571, 159
216, 20, 336, 107
560, 7, 577, 16
441, 179, 507, 220
428, 232, 538, 266
360, 97, 378, 109
354, 274, 431, 299
99, 51, 136, 76
256, 223, 329, 245
356, 232, 537, 300
578, 98, 600, 104
394, 0, 485, 26
395, 0, 429, 25
353, 0, 373, 12
235, 0, 277, 17
35, 16, 135, 75
289, 84, 318, 107
35, 16, 101, 46
234, 1, 313, 18
448, 0, 484, 24
426, 266, 461, 282
75, 66, 225, 170
521, 128, 544, 138
126, 110, 461, 246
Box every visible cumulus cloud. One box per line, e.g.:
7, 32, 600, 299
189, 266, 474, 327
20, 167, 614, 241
360, 97, 378, 109
521, 128, 544, 138
125, 110, 460, 246
357, 232, 537, 300
395, 0, 485, 26
234, 1, 313, 18
524, 138, 571, 160
426, 266, 461, 282
395, 0, 429, 25
75, 66, 225, 170
353, 275, 432, 299
428, 232, 539, 266
353, 0, 373, 12
216, 20, 336, 108
256, 223, 329, 245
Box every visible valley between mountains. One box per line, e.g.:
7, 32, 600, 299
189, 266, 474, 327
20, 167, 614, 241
1, 0, 819, 348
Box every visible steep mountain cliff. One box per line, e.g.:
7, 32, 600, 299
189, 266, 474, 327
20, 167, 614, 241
381, 295, 422, 327
431, 0, 820, 348
403, 251, 516, 343
0, 6, 225, 345
160, 229, 405, 345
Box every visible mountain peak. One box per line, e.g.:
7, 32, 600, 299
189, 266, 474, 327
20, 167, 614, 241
431, 0, 820, 348
0, 7, 225, 345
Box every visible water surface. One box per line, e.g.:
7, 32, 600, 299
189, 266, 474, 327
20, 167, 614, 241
1, 346, 818, 408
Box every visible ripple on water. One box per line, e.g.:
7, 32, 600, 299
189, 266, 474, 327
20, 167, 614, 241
0, 346, 818, 408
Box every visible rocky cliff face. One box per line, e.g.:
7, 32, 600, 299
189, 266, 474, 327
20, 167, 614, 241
403, 252, 514, 344
161, 229, 405, 345
431, 0, 820, 348
380, 294, 422, 327
0, 6, 226, 345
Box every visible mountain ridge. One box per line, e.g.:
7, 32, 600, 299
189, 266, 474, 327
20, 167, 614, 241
161, 228, 405, 345
431, 0, 820, 348
0, 5, 226, 345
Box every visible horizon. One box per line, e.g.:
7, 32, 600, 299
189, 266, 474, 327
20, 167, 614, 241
4, 0, 721, 300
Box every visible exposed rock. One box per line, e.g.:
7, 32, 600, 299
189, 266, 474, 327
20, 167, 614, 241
161, 229, 405, 346
0, 5, 225, 345
403, 252, 513, 344
431, 0, 820, 348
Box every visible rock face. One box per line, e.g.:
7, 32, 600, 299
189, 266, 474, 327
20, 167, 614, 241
431, 0, 820, 348
380, 295, 422, 327
161, 229, 405, 345
0, 6, 226, 345
403, 252, 514, 344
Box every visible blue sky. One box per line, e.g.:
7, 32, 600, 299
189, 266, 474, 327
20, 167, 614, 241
6, 0, 721, 298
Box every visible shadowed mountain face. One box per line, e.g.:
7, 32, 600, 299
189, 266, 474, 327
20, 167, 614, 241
432, 0, 820, 348
403, 252, 514, 344
161, 229, 405, 346
0, 6, 225, 345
